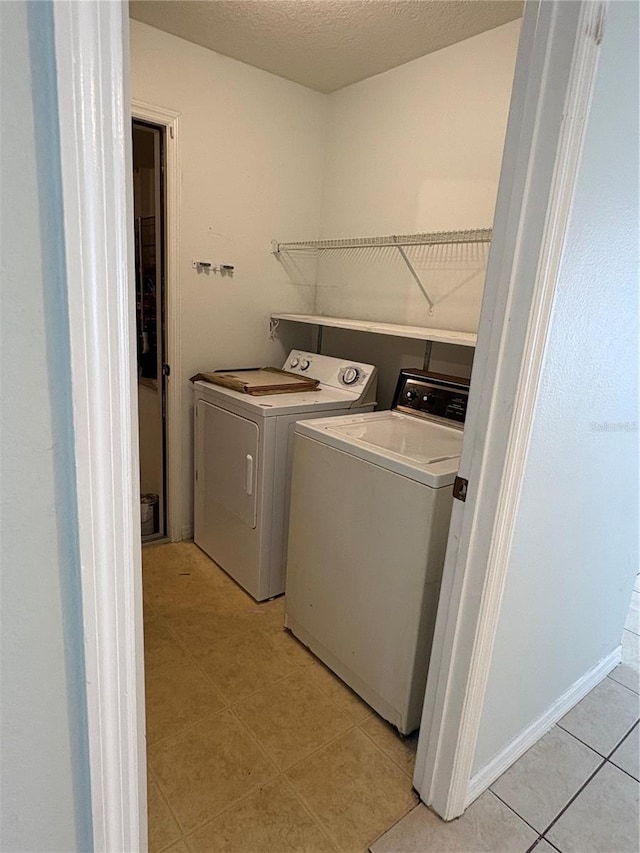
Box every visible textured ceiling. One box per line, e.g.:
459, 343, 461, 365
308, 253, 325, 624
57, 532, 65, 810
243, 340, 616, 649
129, 0, 523, 93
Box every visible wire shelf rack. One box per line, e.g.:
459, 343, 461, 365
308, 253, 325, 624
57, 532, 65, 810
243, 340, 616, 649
271, 228, 492, 312
271, 228, 492, 254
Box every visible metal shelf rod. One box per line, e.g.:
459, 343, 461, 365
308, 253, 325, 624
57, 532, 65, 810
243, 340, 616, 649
396, 243, 434, 310
271, 228, 492, 254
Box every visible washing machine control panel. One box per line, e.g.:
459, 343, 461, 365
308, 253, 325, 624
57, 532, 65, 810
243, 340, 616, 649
392, 370, 470, 427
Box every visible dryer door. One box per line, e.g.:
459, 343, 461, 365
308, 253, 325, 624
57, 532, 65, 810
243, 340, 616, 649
197, 400, 259, 528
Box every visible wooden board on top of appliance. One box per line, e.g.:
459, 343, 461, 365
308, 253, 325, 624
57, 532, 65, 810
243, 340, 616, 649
190, 368, 320, 395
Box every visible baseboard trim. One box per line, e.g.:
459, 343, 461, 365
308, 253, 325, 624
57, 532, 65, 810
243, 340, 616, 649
180, 524, 193, 542
465, 645, 622, 807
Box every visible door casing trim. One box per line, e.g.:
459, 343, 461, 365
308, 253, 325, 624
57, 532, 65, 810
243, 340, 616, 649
53, 5, 146, 850
132, 99, 183, 542
413, 0, 607, 820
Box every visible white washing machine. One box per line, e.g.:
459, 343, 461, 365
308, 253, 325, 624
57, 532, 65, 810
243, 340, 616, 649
193, 350, 377, 601
285, 369, 469, 734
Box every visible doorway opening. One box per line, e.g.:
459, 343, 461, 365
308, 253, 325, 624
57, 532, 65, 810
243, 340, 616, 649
133, 120, 167, 541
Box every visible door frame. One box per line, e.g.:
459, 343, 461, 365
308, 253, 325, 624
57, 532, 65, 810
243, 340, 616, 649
132, 99, 183, 543
51, 0, 606, 848
413, 0, 607, 819
53, 4, 147, 851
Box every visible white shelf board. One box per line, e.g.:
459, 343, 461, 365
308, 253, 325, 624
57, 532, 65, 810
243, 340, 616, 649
271, 313, 477, 347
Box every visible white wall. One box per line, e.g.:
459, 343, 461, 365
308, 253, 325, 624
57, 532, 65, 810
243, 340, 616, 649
131, 19, 521, 451
472, 0, 639, 775
317, 20, 520, 329
130, 21, 325, 534
317, 20, 520, 405
0, 2, 92, 849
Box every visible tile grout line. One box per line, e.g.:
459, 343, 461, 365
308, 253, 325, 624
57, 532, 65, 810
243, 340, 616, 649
148, 768, 188, 853
178, 772, 289, 845
223, 659, 314, 710
147, 561, 379, 726
603, 756, 640, 785
153, 713, 284, 843
224, 667, 419, 807
178, 693, 375, 851
488, 789, 545, 838
143, 608, 195, 853
162, 671, 369, 846
365, 801, 422, 853
554, 721, 606, 759
145, 550, 297, 843
537, 757, 608, 842
148, 570, 380, 724
143, 643, 229, 709
279, 775, 345, 853
282, 718, 359, 774
551, 716, 640, 764
146, 705, 229, 751
489, 726, 616, 845
225, 694, 300, 772
367, 801, 424, 853
606, 670, 640, 696
283, 726, 419, 853
148, 756, 193, 853
549, 715, 640, 787
146, 626, 350, 753
149, 605, 291, 705
605, 718, 640, 760
534, 837, 562, 853
551, 719, 640, 783
285, 757, 416, 853
356, 723, 417, 780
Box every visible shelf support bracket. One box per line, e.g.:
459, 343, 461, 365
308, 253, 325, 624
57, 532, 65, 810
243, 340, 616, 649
395, 242, 435, 313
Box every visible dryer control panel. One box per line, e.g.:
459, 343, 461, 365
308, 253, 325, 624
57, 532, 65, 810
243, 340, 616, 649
283, 350, 377, 404
392, 369, 470, 428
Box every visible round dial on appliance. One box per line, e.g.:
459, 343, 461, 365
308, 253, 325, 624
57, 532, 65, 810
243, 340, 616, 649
342, 367, 360, 385
405, 388, 418, 401
300, 359, 310, 370
289, 357, 300, 368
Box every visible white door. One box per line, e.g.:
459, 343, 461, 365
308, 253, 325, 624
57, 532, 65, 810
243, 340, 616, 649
195, 401, 259, 531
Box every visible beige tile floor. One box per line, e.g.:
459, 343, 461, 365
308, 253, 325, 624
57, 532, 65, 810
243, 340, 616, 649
143, 542, 419, 853
373, 572, 640, 853
145, 544, 640, 853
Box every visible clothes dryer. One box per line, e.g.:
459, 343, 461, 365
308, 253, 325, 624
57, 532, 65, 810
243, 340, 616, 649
193, 350, 377, 601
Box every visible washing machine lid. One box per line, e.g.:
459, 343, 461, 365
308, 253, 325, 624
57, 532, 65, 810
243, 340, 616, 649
295, 411, 463, 487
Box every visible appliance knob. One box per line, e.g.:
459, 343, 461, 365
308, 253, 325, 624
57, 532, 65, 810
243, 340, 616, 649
300, 359, 310, 370
342, 367, 359, 385
289, 357, 300, 368
405, 389, 418, 401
